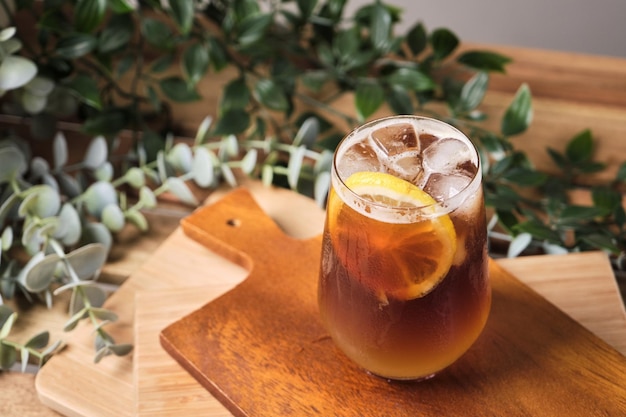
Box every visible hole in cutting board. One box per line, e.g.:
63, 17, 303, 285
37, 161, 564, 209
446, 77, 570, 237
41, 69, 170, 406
226, 218, 241, 227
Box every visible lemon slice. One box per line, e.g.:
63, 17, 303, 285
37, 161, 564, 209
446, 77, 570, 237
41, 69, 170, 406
329, 171, 457, 301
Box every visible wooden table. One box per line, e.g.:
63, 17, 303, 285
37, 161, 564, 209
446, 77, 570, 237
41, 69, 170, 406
1, 42, 626, 416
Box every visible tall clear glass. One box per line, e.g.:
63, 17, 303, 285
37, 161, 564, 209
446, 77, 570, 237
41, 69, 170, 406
318, 115, 491, 381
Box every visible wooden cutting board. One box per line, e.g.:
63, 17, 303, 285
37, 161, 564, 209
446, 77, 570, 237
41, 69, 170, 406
158, 188, 626, 417
36, 183, 626, 417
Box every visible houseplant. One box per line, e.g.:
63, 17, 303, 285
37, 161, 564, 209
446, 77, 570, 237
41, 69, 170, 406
0, 0, 624, 367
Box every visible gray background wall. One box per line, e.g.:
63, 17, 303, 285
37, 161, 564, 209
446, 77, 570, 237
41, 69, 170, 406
348, 0, 626, 58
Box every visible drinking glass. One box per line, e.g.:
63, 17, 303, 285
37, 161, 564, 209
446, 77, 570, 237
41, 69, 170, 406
318, 115, 491, 380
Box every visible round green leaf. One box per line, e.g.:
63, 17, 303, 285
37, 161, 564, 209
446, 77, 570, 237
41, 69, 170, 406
125, 209, 148, 231
84, 181, 118, 217
457, 50, 512, 73
168, 0, 194, 34
74, 0, 106, 33
54, 203, 82, 246
141, 18, 174, 48
241, 149, 258, 174
21, 91, 47, 114
102, 204, 125, 232
80, 223, 112, 253
0, 56, 37, 90
165, 177, 198, 206
191, 147, 215, 188
83, 136, 108, 169
406, 22, 427, 56
66, 243, 108, 280
21, 252, 59, 292
0, 146, 27, 183
166, 143, 193, 172
18, 184, 61, 218
125, 167, 145, 188
139, 186, 157, 208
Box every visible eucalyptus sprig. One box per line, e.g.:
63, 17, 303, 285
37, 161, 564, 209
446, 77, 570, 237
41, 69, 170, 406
0, 305, 63, 371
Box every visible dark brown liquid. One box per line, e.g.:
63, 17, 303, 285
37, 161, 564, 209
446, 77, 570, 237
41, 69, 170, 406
318, 188, 491, 379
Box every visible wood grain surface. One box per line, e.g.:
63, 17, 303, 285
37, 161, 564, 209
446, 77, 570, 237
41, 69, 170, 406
157, 188, 626, 417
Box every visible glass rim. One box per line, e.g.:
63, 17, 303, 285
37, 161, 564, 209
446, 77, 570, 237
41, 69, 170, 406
332, 115, 482, 219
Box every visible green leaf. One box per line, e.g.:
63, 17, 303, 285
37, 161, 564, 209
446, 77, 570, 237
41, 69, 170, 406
74, 0, 106, 33
254, 79, 289, 111
580, 234, 619, 254
212, 109, 250, 136
66, 74, 102, 110
565, 129, 593, 164
102, 204, 125, 232
558, 205, 608, 224
370, 2, 391, 52
25, 331, 50, 349
301, 70, 330, 92
150, 54, 175, 73
82, 110, 127, 136
183, 43, 210, 85
66, 243, 108, 280
166, 177, 198, 205
126, 209, 148, 231
192, 147, 216, 187
386, 67, 436, 92
108, 0, 136, 13
504, 168, 548, 186
501, 83, 532, 136
406, 22, 427, 55
221, 78, 250, 111
168, 0, 194, 34
592, 187, 621, 212
514, 220, 560, 242
386, 87, 413, 114
297, 0, 318, 17
56, 34, 97, 58
507, 232, 532, 258
457, 50, 512, 73
141, 18, 174, 48
84, 135, 108, 169
0, 56, 37, 90
0, 146, 27, 183
0, 310, 16, 339
616, 162, 626, 182
457, 71, 489, 113
160, 77, 201, 102
430, 28, 458, 60
355, 80, 384, 121
0, 342, 17, 369
98, 14, 133, 54
22, 253, 59, 292
238, 13, 273, 46
84, 181, 118, 217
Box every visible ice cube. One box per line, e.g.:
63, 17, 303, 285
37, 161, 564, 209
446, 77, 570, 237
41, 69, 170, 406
423, 172, 472, 201
338, 141, 383, 178
419, 133, 439, 150
385, 149, 424, 184
370, 123, 418, 156
422, 137, 475, 175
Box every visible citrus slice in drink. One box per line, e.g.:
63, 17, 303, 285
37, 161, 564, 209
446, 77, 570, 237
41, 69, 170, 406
329, 171, 457, 302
